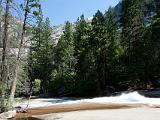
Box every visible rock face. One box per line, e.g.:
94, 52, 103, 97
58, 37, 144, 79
114, 0, 157, 25
52, 24, 65, 44
0, 110, 16, 119
52, 23, 75, 45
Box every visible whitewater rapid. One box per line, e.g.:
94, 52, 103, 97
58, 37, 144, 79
17, 92, 160, 108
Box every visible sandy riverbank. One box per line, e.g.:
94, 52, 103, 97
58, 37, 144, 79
15, 102, 159, 119
33, 107, 160, 120
15, 103, 134, 118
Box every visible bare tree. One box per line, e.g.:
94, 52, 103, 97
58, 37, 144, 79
9, 0, 40, 107
8, 0, 30, 107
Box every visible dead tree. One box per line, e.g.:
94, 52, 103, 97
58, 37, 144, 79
8, 0, 30, 107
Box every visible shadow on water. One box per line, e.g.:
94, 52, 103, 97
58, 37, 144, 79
13, 117, 41, 120
44, 97, 81, 104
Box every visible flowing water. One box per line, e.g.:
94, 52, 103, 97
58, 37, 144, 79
14, 91, 160, 120
17, 91, 160, 109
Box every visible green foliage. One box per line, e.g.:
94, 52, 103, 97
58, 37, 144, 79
75, 70, 100, 97
29, 17, 54, 93
54, 21, 75, 73
90, 11, 106, 90
73, 15, 101, 96
50, 73, 75, 96
74, 15, 91, 79
120, 0, 146, 89
33, 79, 41, 94
25, 0, 160, 97
51, 21, 75, 95
149, 4, 160, 76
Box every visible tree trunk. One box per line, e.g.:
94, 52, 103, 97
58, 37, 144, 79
0, 0, 2, 45
8, 0, 29, 108
0, 0, 10, 113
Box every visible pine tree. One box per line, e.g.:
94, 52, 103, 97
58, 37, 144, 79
103, 7, 119, 88
55, 21, 74, 76
73, 15, 100, 96
31, 17, 54, 93
53, 21, 75, 95
74, 15, 91, 83
150, 2, 160, 75
91, 10, 106, 90
28, 5, 43, 94
121, 0, 145, 89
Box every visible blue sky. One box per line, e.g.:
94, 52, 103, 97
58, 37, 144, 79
41, 0, 120, 26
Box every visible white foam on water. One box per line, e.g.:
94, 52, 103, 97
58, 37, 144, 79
82, 92, 160, 104
17, 92, 160, 108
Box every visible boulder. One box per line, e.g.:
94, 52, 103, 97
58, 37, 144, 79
0, 110, 16, 119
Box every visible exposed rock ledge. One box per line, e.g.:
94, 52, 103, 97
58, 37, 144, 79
0, 110, 16, 120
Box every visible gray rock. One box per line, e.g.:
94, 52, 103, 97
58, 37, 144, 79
0, 110, 16, 119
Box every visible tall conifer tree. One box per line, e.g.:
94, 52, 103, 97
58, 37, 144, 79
121, 0, 145, 88
103, 7, 119, 88
150, 1, 160, 74
91, 10, 106, 90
